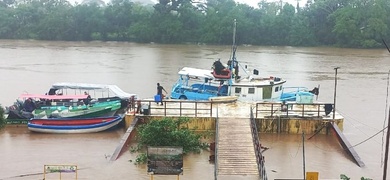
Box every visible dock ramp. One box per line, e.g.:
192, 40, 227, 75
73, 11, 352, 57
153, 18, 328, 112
329, 122, 365, 167
216, 117, 259, 179
110, 116, 140, 161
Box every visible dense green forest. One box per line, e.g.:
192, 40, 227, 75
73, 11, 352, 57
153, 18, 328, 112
0, 0, 389, 48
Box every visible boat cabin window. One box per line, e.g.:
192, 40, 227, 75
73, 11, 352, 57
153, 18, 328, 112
275, 85, 282, 92
235, 88, 241, 94
248, 88, 255, 94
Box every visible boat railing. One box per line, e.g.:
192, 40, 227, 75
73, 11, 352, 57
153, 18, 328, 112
250, 106, 268, 180
131, 100, 214, 117
254, 102, 334, 119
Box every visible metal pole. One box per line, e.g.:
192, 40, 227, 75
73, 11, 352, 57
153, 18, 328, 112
333, 67, 340, 119
383, 108, 390, 179
302, 131, 306, 180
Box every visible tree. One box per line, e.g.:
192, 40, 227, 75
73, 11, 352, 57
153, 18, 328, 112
34, 0, 74, 40
305, 0, 349, 45
70, 3, 105, 40
331, 0, 389, 47
104, 0, 136, 41
0, 7, 16, 38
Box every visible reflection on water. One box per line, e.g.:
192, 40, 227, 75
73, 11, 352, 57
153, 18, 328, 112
1, 40, 390, 179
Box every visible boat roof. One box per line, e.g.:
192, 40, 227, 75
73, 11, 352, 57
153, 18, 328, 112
178, 67, 214, 79
51, 82, 136, 99
20, 94, 88, 100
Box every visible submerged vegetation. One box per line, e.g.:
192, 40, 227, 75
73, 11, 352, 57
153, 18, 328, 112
130, 117, 209, 164
340, 174, 372, 180
0, 0, 389, 48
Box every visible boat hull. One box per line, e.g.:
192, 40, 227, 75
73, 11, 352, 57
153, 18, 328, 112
27, 116, 123, 133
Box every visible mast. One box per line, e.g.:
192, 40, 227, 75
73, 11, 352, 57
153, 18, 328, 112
231, 19, 237, 69
228, 19, 237, 95
232, 19, 236, 52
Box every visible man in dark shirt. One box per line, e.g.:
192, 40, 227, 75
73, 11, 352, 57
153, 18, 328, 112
83, 91, 92, 105
23, 98, 36, 112
157, 83, 167, 105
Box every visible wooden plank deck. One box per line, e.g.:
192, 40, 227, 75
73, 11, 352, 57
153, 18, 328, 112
217, 118, 259, 179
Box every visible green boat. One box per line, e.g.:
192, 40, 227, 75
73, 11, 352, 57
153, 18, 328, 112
33, 100, 122, 118
6, 93, 125, 121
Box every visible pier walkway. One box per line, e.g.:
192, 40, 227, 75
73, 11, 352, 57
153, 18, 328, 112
216, 117, 259, 179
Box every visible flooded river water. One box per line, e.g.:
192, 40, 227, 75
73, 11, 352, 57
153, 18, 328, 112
0, 40, 389, 179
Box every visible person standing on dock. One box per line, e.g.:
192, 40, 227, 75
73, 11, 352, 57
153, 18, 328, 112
157, 83, 167, 105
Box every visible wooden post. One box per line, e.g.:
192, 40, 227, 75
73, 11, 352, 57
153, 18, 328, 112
43, 165, 46, 180
333, 67, 340, 119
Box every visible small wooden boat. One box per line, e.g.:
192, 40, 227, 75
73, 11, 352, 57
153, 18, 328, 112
209, 96, 238, 103
27, 116, 123, 133
212, 69, 231, 79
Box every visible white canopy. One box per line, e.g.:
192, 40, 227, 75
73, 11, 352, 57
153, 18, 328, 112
51, 82, 136, 99
178, 67, 214, 79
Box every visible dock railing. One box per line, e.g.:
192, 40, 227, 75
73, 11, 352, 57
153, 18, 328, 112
255, 102, 334, 119
128, 100, 214, 117
250, 107, 268, 180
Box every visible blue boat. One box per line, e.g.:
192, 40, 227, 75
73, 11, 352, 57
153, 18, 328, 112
170, 20, 315, 102
171, 67, 229, 100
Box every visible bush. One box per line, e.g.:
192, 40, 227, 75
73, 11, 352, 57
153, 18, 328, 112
0, 105, 5, 129
131, 117, 209, 164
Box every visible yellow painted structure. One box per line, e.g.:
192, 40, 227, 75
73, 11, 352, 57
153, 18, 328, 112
124, 115, 136, 128
256, 118, 343, 134
306, 172, 319, 180
124, 114, 342, 134
126, 115, 216, 131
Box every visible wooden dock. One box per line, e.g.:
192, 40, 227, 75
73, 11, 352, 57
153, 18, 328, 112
216, 118, 259, 179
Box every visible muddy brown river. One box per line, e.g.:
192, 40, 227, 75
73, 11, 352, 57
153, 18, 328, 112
0, 40, 389, 179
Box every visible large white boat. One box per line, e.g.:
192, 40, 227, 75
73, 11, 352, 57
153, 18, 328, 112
170, 20, 315, 102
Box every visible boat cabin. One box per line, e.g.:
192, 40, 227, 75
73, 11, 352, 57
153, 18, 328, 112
170, 67, 287, 101
229, 76, 286, 102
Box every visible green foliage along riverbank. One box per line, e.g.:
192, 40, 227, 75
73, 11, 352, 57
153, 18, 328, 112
0, 105, 5, 129
0, 0, 389, 48
130, 117, 210, 164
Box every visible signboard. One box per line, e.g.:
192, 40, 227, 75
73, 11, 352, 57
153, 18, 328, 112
44, 165, 77, 180
147, 146, 183, 175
